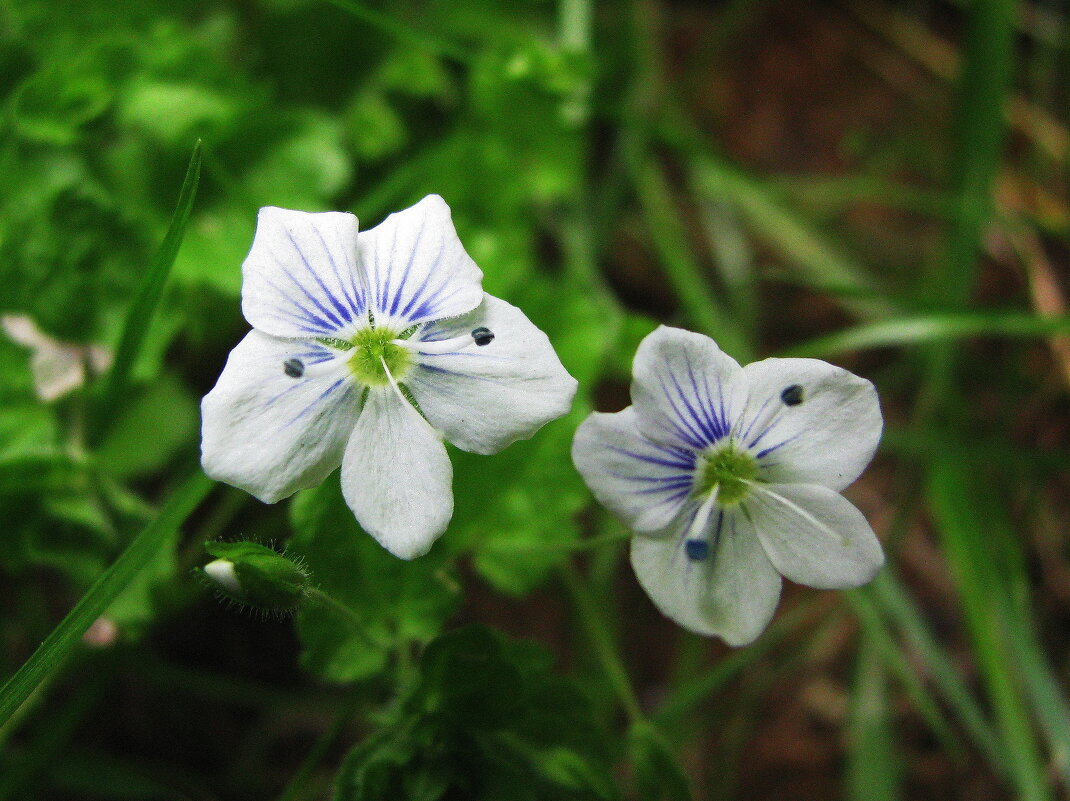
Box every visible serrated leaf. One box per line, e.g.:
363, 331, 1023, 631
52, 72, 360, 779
336, 626, 618, 801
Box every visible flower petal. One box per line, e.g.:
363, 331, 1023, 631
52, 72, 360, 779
742, 483, 884, 589
340, 388, 453, 560
405, 294, 577, 454
357, 194, 483, 331
630, 326, 747, 452
572, 408, 695, 534
201, 330, 359, 503
630, 511, 782, 646
241, 207, 366, 339
737, 357, 882, 491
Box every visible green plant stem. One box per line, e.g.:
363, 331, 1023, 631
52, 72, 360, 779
558, 562, 644, 724
653, 598, 819, 725
307, 587, 380, 647
0, 471, 213, 729
276, 691, 361, 801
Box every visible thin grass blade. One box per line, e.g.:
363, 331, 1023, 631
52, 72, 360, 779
0, 471, 214, 729
95, 141, 202, 433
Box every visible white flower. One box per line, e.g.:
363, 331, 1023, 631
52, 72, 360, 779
201, 195, 577, 559
2, 314, 112, 401
572, 326, 884, 646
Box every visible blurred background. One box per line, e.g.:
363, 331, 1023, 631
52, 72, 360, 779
0, 0, 1068, 799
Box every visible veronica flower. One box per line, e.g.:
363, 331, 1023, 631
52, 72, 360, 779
201, 195, 577, 559
572, 326, 883, 646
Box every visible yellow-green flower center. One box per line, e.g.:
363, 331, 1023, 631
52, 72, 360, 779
348, 327, 412, 386
695, 443, 758, 506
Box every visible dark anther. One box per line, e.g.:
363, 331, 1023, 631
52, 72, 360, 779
283, 358, 305, 378
780, 384, 804, 406
684, 539, 709, 562
471, 327, 494, 346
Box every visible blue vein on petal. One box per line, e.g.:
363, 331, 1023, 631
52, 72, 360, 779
748, 415, 787, 450
286, 378, 349, 428
415, 363, 508, 386
277, 252, 345, 329
604, 443, 695, 471
259, 273, 336, 332
312, 224, 365, 316
388, 212, 428, 317
398, 238, 444, 319
284, 230, 354, 326
268, 251, 346, 331
680, 350, 721, 442
378, 210, 403, 313
738, 395, 773, 443
655, 375, 708, 449
684, 350, 731, 442
755, 432, 801, 460
606, 470, 694, 490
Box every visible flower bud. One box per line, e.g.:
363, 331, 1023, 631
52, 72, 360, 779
198, 541, 311, 614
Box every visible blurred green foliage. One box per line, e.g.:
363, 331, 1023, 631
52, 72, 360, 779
1, 0, 1068, 799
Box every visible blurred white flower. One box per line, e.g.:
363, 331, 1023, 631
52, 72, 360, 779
572, 326, 884, 646
2, 314, 112, 402
201, 195, 577, 559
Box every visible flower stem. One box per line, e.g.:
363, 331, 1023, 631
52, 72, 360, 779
275, 690, 361, 801
306, 587, 380, 648
558, 562, 644, 723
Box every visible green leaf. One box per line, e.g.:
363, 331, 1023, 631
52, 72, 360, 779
287, 479, 460, 683
336, 626, 618, 801
94, 373, 198, 478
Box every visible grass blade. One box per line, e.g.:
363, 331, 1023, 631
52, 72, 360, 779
633, 159, 750, 360
846, 634, 900, 801
845, 589, 961, 760
653, 600, 819, 726
0, 471, 214, 729
928, 461, 1051, 801
937, 0, 1017, 305
95, 141, 202, 435
868, 570, 1007, 775
781, 311, 1070, 357
688, 153, 892, 320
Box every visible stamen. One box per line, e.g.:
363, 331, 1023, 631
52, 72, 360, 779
683, 487, 718, 562
283, 358, 304, 378
747, 483, 849, 546
379, 355, 412, 408
394, 327, 495, 355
